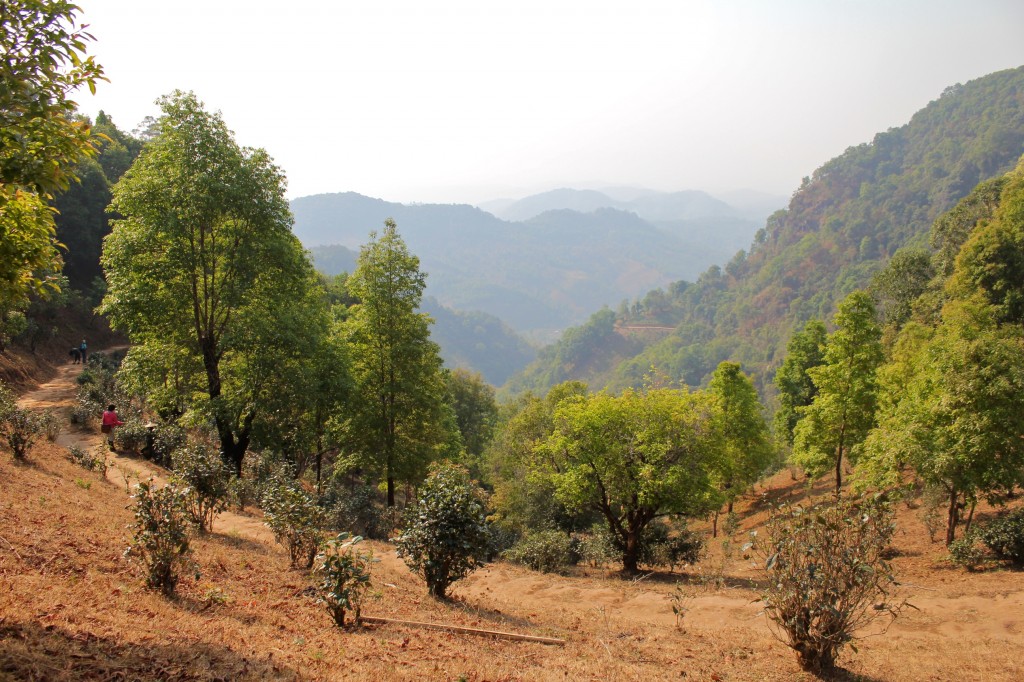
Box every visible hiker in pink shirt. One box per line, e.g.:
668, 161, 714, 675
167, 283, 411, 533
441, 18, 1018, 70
101, 404, 124, 450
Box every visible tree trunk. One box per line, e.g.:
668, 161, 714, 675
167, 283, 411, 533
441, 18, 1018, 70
964, 499, 977, 535
622, 531, 641, 574
712, 511, 719, 539
387, 476, 396, 507
945, 488, 960, 546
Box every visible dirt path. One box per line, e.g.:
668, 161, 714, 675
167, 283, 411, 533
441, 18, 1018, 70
17, 361, 276, 545
17, 363, 1024, 651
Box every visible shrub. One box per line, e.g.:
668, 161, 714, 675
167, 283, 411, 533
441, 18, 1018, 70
576, 525, 618, 568
67, 444, 108, 475
150, 422, 187, 466
642, 526, 705, 572
263, 482, 326, 568
126, 481, 196, 596
3, 407, 42, 460
171, 443, 231, 533
758, 497, 905, 675
38, 409, 61, 442
114, 418, 150, 455
396, 462, 490, 599
313, 532, 378, 628
503, 529, 576, 573
977, 509, 1024, 566
948, 534, 985, 570
328, 483, 389, 539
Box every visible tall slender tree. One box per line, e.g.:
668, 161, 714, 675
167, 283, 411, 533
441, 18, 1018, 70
343, 220, 459, 506
773, 319, 827, 446
792, 291, 883, 494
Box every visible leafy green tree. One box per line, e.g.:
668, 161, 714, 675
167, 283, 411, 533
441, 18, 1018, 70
485, 381, 594, 537
869, 248, 934, 330
1, 1, 104, 312
792, 291, 883, 494
534, 386, 721, 573
772, 319, 827, 446
949, 157, 1024, 325
708, 362, 776, 519
101, 91, 318, 476
446, 368, 498, 474
862, 303, 1024, 544
342, 220, 459, 506
396, 462, 490, 599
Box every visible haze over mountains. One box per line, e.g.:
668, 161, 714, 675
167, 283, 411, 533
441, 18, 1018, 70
293, 187, 783, 340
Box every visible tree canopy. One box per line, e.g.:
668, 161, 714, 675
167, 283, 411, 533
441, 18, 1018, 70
101, 91, 320, 475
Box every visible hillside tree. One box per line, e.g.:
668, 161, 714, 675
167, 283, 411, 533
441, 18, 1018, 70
1, 0, 104, 323
101, 91, 321, 476
534, 386, 721, 573
772, 319, 827, 446
792, 291, 883, 494
708, 362, 776, 524
342, 220, 459, 506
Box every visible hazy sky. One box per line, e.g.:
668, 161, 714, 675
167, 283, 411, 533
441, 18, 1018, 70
78, 0, 1024, 204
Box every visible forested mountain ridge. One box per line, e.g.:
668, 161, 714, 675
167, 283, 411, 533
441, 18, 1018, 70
291, 191, 761, 339
505, 66, 1024, 397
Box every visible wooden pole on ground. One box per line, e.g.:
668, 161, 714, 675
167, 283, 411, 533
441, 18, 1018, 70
359, 616, 566, 646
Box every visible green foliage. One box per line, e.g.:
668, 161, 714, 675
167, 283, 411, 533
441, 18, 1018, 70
639, 524, 705, 572
126, 481, 195, 596
773, 319, 827, 446
326, 482, 389, 540
342, 220, 460, 505
36, 408, 60, 442
869, 248, 935, 330
263, 482, 326, 569
3, 406, 41, 460
396, 462, 490, 599
534, 386, 721, 573
977, 509, 1024, 566
446, 368, 498, 461
313, 532, 378, 628
709, 361, 777, 507
792, 291, 883, 493
759, 497, 904, 675
66, 443, 106, 474
575, 525, 618, 567
502, 529, 577, 574
0, 0, 105, 309
101, 90, 322, 477
947, 534, 985, 571
170, 443, 231, 533
113, 417, 149, 455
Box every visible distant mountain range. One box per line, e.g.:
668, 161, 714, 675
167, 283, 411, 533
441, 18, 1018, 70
294, 188, 783, 343
504, 66, 1024, 397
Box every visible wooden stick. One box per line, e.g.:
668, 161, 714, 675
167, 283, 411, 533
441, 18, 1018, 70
360, 616, 566, 646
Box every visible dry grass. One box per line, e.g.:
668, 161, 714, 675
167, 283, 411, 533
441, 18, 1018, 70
2, 367, 1024, 680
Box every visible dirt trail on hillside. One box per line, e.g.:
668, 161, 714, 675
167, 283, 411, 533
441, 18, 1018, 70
18, 363, 1024, 648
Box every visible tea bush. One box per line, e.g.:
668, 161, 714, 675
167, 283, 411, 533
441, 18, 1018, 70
171, 443, 231, 533
396, 462, 490, 599
327, 483, 389, 539
642, 526, 705, 572
576, 525, 618, 567
263, 482, 326, 568
313, 532, 378, 628
126, 480, 196, 596
114, 418, 150, 455
38, 409, 61, 442
503, 529, 576, 573
977, 509, 1024, 566
948, 534, 985, 570
3, 407, 41, 460
758, 497, 905, 675
67, 444, 108, 475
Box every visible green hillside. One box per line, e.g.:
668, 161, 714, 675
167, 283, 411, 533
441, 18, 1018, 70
505, 66, 1024, 397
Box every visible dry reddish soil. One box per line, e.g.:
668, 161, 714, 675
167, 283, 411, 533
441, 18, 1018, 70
1, 362, 1023, 681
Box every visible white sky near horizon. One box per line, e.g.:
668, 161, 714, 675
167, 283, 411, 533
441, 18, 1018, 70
76, 0, 1024, 205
